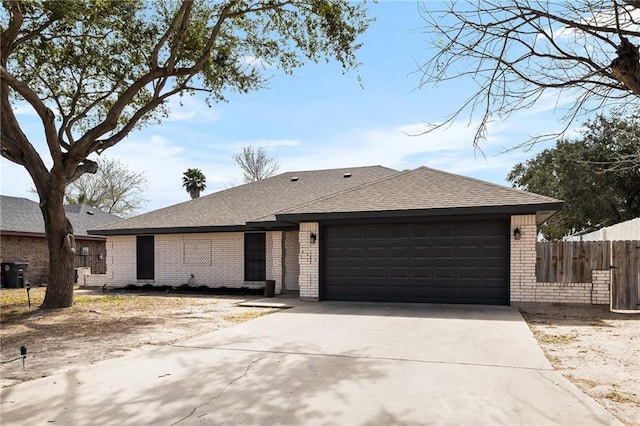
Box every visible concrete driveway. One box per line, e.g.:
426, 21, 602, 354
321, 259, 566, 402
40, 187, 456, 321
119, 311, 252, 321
0, 302, 620, 425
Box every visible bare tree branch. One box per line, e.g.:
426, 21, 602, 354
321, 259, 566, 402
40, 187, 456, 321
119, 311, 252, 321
418, 0, 640, 147
233, 145, 279, 183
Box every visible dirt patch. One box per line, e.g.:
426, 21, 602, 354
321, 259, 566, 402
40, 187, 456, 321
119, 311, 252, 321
0, 287, 276, 387
518, 303, 639, 426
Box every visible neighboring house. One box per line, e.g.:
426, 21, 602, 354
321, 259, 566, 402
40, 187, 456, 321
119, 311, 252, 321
0, 195, 122, 285
90, 166, 562, 306
563, 217, 640, 241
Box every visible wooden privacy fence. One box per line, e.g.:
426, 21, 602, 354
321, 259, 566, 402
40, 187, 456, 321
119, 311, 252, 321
536, 240, 640, 310
536, 241, 610, 283
611, 240, 640, 311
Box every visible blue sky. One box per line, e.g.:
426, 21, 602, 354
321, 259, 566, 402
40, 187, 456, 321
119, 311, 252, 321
1, 1, 571, 214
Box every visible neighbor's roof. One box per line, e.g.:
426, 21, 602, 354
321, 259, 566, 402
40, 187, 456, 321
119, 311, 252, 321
276, 166, 562, 224
0, 195, 122, 239
92, 166, 398, 235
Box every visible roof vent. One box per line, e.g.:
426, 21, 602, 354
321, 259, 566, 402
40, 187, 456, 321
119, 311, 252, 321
87, 210, 95, 215
343, 172, 352, 178
291, 176, 299, 182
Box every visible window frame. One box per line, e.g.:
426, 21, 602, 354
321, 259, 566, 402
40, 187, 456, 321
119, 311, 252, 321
244, 232, 266, 281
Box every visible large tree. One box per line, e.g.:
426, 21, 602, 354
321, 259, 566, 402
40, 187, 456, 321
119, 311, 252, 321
233, 145, 279, 182
508, 113, 640, 240
418, 1, 640, 147
0, 0, 370, 308
65, 156, 147, 216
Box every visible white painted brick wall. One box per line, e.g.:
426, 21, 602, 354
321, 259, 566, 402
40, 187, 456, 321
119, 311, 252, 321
284, 230, 300, 291
510, 215, 537, 303
298, 222, 319, 300
265, 232, 273, 287
88, 232, 277, 289
509, 214, 611, 304
531, 271, 610, 305
269, 231, 283, 294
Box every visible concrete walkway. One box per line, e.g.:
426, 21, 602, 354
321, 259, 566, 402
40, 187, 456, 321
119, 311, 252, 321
0, 303, 621, 425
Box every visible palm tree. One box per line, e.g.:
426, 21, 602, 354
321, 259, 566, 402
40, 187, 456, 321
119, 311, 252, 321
182, 168, 207, 199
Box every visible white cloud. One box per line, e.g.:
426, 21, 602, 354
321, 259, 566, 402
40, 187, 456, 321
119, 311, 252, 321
107, 134, 245, 211
12, 102, 38, 116
164, 96, 222, 123
0, 159, 38, 199
278, 120, 501, 173
240, 55, 275, 69
231, 139, 301, 149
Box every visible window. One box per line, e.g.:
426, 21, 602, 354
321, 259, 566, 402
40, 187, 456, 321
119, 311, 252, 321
244, 233, 266, 281
136, 235, 154, 280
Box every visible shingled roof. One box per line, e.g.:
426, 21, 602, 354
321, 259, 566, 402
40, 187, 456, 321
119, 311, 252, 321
276, 167, 562, 224
92, 166, 397, 235
91, 165, 562, 235
0, 195, 122, 239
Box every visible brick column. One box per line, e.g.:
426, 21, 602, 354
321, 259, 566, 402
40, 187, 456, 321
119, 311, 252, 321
591, 269, 611, 305
270, 231, 283, 295
298, 222, 319, 301
510, 215, 537, 303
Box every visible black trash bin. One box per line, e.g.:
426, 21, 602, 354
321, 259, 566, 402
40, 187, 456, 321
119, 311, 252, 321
264, 279, 276, 298
1, 262, 29, 288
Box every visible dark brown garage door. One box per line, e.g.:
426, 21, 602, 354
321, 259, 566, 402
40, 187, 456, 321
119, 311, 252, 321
322, 220, 509, 305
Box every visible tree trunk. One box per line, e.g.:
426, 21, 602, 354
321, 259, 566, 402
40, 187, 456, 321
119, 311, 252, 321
40, 185, 76, 309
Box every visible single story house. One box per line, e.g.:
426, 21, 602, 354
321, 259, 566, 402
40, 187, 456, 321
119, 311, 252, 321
90, 166, 562, 305
0, 195, 122, 285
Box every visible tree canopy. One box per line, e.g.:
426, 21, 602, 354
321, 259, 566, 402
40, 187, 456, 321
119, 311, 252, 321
65, 156, 147, 216
508, 113, 640, 240
418, 0, 640, 147
0, 0, 371, 308
233, 145, 279, 182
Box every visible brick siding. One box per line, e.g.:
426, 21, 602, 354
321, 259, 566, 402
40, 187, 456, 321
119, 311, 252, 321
509, 214, 610, 305
87, 231, 284, 289
2, 234, 106, 286
270, 231, 283, 294
284, 230, 300, 292
510, 215, 538, 302
298, 222, 319, 300
84, 215, 610, 305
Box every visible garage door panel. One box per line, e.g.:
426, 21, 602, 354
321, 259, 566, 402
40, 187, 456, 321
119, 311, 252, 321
482, 267, 507, 279
457, 267, 479, 279
457, 246, 482, 259
410, 267, 432, 279
411, 247, 432, 258
482, 245, 507, 258
367, 267, 387, 279
433, 224, 455, 238
367, 247, 386, 259
434, 267, 456, 279
389, 247, 409, 258
434, 247, 455, 259
388, 267, 409, 279
323, 220, 509, 305
345, 247, 365, 257
411, 224, 432, 239
345, 266, 365, 278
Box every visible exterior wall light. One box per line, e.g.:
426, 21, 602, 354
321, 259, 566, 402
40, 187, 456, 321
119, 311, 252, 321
513, 227, 521, 240
310, 232, 317, 244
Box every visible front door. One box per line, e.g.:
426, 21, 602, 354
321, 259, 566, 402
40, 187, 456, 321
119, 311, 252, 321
136, 235, 154, 280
